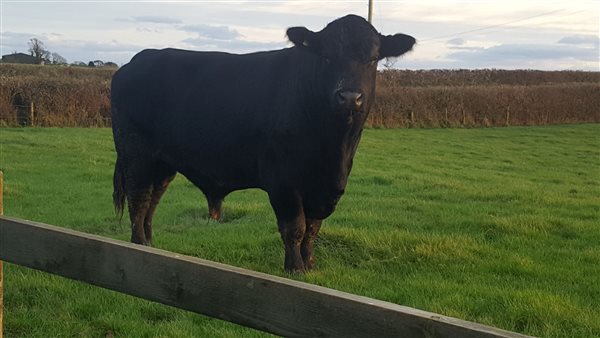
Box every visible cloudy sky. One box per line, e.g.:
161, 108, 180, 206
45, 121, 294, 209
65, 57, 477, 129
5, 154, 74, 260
1, 0, 598, 70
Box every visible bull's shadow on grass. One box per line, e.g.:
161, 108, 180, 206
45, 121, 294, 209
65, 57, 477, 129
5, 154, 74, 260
317, 232, 371, 268
175, 207, 210, 225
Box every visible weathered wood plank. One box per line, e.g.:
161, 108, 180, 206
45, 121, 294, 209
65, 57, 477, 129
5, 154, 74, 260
0, 216, 532, 338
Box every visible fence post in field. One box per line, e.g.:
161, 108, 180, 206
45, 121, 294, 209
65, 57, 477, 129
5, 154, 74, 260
12, 93, 27, 127
12, 95, 35, 127
29, 102, 35, 127
506, 105, 511, 126
1, 170, 4, 338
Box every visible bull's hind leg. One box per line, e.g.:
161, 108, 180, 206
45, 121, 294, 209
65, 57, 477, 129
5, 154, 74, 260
118, 132, 171, 246
124, 161, 154, 245
301, 218, 322, 270
143, 163, 176, 245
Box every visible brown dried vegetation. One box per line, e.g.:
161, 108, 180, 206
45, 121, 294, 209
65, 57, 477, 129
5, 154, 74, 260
0, 64, 112, 127
370, 69, 600, 128
1, 64, 598, 128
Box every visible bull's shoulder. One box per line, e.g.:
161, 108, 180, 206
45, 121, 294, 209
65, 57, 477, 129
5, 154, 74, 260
128, 48, 163, 63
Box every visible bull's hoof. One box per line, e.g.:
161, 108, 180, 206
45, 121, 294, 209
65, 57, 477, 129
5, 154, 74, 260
285, 267, 307, 275
209, 209, 221, 221
303, 256, 316, 270
131, 236, 151, 246
285, 261, 307, 274
208, 217, 220, 223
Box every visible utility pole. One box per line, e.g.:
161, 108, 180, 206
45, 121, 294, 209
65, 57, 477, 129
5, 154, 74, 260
368, 0, 373, 23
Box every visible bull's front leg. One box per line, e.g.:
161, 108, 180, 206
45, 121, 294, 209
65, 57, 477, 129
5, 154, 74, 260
268, 189, 306, 273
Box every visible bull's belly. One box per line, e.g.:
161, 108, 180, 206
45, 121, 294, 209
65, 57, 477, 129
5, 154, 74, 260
302, 188, 345, 220
164, 157, 261, 195
185, 171, 260, 195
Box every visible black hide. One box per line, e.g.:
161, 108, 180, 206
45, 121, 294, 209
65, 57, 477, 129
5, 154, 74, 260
111, 14, 415, 272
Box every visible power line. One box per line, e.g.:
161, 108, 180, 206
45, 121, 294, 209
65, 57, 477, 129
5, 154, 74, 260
420, 8, 581, 43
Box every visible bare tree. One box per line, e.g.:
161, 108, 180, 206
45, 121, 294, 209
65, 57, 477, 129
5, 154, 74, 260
51, 52, 67, 65
28, 38, 50, 63
383, 57, 398, 70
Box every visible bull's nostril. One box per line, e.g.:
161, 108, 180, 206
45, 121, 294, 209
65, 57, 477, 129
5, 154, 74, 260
338, 91, 362, 105
355, 93, 363, 106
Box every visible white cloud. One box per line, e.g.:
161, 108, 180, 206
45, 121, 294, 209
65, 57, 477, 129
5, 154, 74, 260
131, 16, 182, 24
181, 36, 285, 53
447, 38, 466, 46
179, 24, 241, 41
445, 42, 599, 70
1, 31, 39, 52
558, 35, 600, 47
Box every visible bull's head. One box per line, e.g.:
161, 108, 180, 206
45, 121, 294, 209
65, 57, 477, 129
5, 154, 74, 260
287, 14, 415, 121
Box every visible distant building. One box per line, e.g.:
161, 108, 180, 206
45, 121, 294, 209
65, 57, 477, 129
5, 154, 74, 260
1, 53, 40, 64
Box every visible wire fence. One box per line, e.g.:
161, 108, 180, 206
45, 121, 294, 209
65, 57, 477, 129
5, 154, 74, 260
0, 103, 112, 127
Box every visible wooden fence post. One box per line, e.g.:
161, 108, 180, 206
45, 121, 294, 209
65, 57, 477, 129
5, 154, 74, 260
1, 170, 4, 338
29, 102, 35, 127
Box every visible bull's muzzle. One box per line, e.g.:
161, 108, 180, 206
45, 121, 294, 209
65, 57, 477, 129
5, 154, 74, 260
336, 90, 363, 111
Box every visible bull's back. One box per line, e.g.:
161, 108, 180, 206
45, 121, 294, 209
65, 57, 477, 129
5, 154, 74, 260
113, 48, 282, 133
111, 48, 292, 189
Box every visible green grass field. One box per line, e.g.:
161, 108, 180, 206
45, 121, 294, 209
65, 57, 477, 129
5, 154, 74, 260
1, 125, 599, 337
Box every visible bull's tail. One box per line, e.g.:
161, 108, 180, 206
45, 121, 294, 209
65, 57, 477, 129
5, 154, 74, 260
113, 157, 126, 220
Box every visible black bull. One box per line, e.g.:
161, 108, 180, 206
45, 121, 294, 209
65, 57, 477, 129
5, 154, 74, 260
111, 15, 415, 273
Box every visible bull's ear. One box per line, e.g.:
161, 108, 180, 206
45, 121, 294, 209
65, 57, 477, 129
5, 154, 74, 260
379, 33, 416, 59
287, 26, 316, 48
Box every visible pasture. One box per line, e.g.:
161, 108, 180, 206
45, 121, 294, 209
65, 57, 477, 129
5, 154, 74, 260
0, 125, 599, 337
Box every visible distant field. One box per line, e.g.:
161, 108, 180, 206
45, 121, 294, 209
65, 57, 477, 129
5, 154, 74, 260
1, 125, 599, 337
1, 63, 599, 127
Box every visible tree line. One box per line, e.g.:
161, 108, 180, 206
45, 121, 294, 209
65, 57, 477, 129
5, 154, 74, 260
24, 38, 117, 67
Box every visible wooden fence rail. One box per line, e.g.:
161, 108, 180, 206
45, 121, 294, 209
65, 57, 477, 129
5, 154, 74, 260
0, 215, 532, 337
